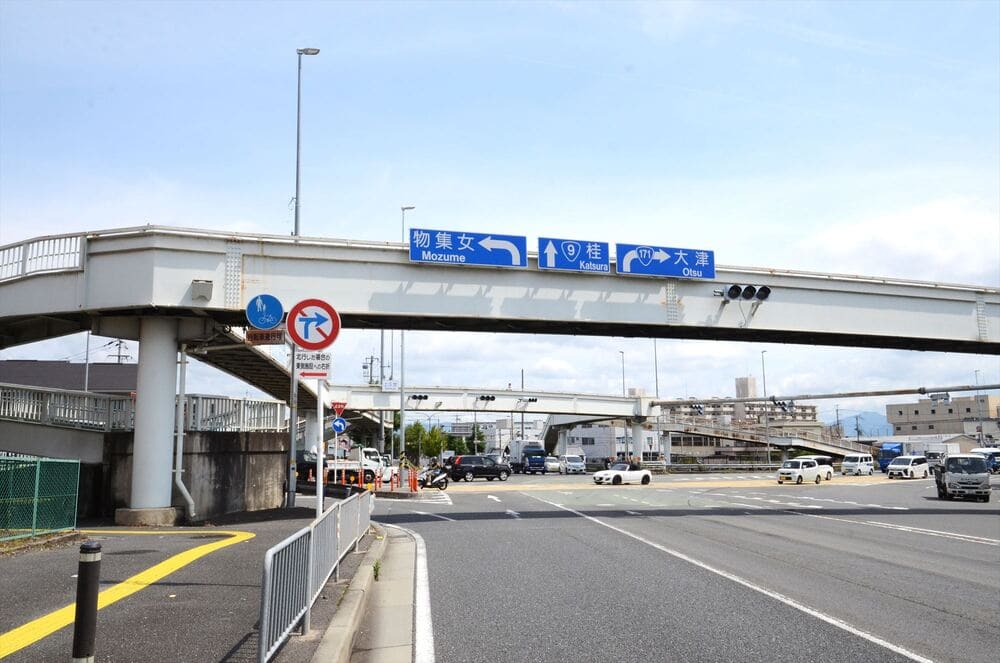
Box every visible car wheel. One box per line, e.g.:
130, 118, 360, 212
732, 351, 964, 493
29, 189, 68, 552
777, 480, 783, 484
815, 474, 822, 484
826, 471, 832, 481
499, 471, 509, 481
796, 476, 803, 485
868, 468, 873, 476
364, 470, 375, 483
612, 475, 622, 485
641, 475, 651, 485
922, 470, 928, 478
464, 471, 474, 482
909, 471, 914, 479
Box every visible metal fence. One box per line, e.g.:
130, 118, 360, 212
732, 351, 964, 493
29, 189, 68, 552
0, 455, 80, 542
258, 491, 373, 663
0, 234, 85, 282
0, 384, 286, 433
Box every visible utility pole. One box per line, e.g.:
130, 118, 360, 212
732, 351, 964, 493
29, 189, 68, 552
110, 339, 131, 364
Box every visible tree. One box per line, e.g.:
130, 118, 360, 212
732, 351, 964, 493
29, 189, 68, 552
422, 426, 448, 459
472, 424, 486, 454
402, 421, 426, 464
446, 434, 467, 455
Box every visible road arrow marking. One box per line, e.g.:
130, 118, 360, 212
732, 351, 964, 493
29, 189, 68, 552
505, 509, 521, 519
543, 241, 557, 267
626, 510, 642, 516
479, 236, 521, 264
487, 495, 501, 502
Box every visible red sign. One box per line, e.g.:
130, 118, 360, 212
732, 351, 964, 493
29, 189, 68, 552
331, 401, 347, 417
286, 298, 341, 351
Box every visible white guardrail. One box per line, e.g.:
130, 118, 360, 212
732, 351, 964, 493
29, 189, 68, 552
258, 490, 374, 663
0, 234, 85, 282
0, 384, 287, 433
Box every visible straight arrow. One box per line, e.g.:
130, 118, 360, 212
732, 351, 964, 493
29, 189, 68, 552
543, 241, 557, 267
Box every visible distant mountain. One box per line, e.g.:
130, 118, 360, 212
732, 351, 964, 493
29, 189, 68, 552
823, 411, 891, 437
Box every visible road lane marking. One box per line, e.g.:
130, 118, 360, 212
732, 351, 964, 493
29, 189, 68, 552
411, 528, 436, 663
505, 509, 521, 519
596, 503, 615, 507
528, 495, 934, 663
413, 510, 455, 522
789, 513, 999, 546
0, 529, 254, 659
487, 495, 501, 502
626, 510, 642, 516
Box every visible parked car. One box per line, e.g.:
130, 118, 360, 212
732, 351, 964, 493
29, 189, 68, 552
886, 455, 929, 479
841, 454, 875, 476
777, 458, 823, 485
593, 462, 651, 485
544, 456, 561, 473
796, 455, 834, 480
558, 454, 586, 474
449, 455, 511, 482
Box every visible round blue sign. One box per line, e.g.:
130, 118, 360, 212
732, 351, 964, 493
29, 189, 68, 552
246, 294, 284, 330
332, 417, 348, 434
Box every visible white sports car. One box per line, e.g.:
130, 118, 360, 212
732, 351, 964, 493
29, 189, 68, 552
593, 463, 652, 485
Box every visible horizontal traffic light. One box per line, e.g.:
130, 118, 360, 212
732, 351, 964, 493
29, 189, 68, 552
479, 395, 496, 401
724, 284, 771, 301
409, 394, 428, 400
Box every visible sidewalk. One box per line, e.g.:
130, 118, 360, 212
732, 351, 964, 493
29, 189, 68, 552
308, 524, 416, 663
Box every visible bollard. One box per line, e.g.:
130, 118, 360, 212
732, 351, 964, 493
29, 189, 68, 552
72, 541, 102, 662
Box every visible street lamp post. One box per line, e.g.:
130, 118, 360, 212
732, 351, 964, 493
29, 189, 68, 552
761, 350, 770, 464
287, 46, 319, 509
399, 205, 414, 463
619, 350, 626, 397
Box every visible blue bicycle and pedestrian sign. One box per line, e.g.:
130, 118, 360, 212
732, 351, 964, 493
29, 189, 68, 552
615, 243, 716, 280
245, 294, 284, 330
409, 228, 528, 268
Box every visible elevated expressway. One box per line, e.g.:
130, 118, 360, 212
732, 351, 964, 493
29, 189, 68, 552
1, 226, 996, 523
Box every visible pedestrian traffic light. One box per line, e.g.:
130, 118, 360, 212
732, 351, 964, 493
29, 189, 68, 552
723, 284, 771, 301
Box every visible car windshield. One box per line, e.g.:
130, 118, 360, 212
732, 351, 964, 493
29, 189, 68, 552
888, 458, 908, 466
610, 463, 630, 471
781, 461, 800, 468
565, 455, 582, 462
946, 457, 988, 474
546, 457, 558, 462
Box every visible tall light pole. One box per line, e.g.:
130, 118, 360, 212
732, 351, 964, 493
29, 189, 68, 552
399, 206, 414, 463
287, 46, 319, 509
974, 369, 984, 444
761, 350, 770, 464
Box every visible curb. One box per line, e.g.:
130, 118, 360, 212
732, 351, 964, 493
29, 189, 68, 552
310, 524, 388, 663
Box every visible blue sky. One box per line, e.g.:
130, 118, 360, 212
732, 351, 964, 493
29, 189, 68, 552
1, 1, 998, 423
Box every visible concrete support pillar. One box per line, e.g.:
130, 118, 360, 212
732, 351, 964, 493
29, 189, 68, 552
302, 410, 318, 452
556, 429, 568, 456
631, 422, 645, 460
117, 318, 177, 526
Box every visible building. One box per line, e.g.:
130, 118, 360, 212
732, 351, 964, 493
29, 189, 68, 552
735, 376, 757, 399
0, 359, 137, 395
885, 394, 999, 443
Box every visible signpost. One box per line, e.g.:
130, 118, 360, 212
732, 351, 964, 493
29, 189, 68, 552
332, 417, 348, 434
537, 237, 610, 273
615, 243, 716, 280
287, 298, 341, 517
331, 401, 347, 417
409, 228, 528, 268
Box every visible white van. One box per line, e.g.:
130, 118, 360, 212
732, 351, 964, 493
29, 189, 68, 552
842, 454, 874, 476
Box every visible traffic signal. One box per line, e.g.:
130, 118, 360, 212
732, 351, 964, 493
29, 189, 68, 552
479, 395, 496, 401
723, 284, 771, 301
409, 394, 429, 401
525, 397, 538, 403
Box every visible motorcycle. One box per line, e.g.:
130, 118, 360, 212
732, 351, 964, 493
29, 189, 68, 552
418, 465, 449, 490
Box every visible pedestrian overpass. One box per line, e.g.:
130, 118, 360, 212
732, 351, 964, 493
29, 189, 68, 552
1, 225, 996, 524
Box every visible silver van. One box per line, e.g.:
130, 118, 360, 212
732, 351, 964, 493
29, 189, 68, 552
842, 454, 874, 476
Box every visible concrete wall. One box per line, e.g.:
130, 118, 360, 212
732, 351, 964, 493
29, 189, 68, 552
0, 420, 105, 463
102, 431, 286, 522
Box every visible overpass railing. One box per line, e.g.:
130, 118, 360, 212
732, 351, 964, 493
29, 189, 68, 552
0, 234, 85, 282
258, 490, 373, 663
0, 384, 287, 433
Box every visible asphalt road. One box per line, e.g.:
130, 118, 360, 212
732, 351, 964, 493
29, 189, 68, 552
374, 472, 1000, 663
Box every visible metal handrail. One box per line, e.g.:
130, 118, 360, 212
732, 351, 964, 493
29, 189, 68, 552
258, 491, 373, 663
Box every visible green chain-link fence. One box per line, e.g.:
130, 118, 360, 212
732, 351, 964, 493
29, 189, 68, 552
1, 455, 80, 542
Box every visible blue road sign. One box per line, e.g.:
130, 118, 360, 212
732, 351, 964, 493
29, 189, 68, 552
615, 243, 716, 280
245, 294, 284, 330
409, 228, 527, 268
537, 237, 610, 274
332, 417, 348, 434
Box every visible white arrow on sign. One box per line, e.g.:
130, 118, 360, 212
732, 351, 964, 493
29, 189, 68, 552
620, 248, 671, 272
479, 236, 521, 265
543, 240, 558, 267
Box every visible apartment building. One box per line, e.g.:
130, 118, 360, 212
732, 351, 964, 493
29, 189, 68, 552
885, 394, 999, 441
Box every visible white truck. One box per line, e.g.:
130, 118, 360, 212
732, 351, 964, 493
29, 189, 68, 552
326, 446, 391, 483
934, 453, 992, 502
